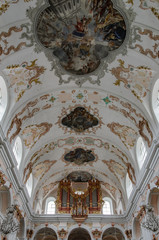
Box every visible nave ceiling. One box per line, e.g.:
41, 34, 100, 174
0, 0, 159, 212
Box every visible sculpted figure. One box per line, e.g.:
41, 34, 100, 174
0, 205, 19, 235
142, 205, 159, 232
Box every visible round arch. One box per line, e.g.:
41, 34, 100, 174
32, 225, 58, 240
67, 225, 93, 240
31, 224, 58, 240
67, 227, 91, 240
102, 224, 127, 240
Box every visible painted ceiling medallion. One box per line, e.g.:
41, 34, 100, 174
36, 0, 126, 76
67, 171, 92, 182
25, 0, 132, 86
61, 107, 99, 132
64, 148, 95, 165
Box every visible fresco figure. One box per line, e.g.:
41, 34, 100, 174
37, 0, 126, 75
61, 107, 99, 132
67, 171, 92, 182
64, 148, 95, 165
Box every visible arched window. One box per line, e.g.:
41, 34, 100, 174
45, 197, 56, 214
102, 197, 113, 215
152, 78, 159, 122
126, 173, 133, 198
136, 137, 147, 169
26, 173, 33, 197
0, 76, 8, 121
13, 136, 23, 169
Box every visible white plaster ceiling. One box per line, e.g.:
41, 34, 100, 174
0, 0, 159, 209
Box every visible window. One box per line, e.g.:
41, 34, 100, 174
0, 76, 8, 121
47, 201, 55, 214
26, 173, 33, 197
45, 197, 56, 214
13, 136, 22, 169
126, 173, 133, 198
152, 78, 159, 122
136, 137, 147, 169
157, 90, 159, 107
102, 197, 113, 215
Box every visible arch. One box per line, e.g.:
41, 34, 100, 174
67, 225, 93, 240
68, 228, 91, 240
136, 136, 147, 169
26, 173, 33, 197
152, 78, 159, 122
33, 227, 57, 240
31, 224, 58, 240
126, 173, 133, 199
102, 226, 126, 240
102, 197, 113, 215
0, 185, 11, 215
45, 197, 56, 214
0, 75, 8, 121
13, 136, 23, 169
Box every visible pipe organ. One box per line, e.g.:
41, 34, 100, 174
56, 178, 102, 217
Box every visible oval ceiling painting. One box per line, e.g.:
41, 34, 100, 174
64, 148, 95, 165
36, 0, 126, 75
67, 171, 92, 182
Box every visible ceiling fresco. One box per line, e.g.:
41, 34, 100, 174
36, 0, 126, 75
67, 171, 92, 182
61, 106, 99, 132
64, 148, 95, 165
57, 105, 103, 134
0, 0, 159, 212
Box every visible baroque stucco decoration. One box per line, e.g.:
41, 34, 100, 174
25, 0, 134, 86
142, 205, 159, 232
0, 205, 19, 236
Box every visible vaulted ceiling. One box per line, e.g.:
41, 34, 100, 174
0, 0, 159, 211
